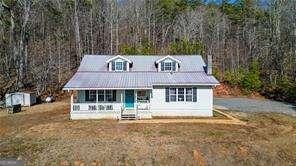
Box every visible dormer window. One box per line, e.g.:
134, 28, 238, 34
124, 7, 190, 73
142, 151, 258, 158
156, 55, 181, 72
106, 55, 132, 72
115, 61, 123, 71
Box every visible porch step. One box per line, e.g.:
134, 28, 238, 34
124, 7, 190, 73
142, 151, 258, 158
121, 114, 136, 120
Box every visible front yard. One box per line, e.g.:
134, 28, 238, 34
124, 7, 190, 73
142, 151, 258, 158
0, 100, 295, 165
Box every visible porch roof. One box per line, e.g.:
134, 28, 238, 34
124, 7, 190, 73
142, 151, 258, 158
63, 72, 219, 90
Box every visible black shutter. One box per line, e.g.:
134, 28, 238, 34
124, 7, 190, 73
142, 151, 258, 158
165, 87, 170, 102
85, 90, 89, 101
193, 87, 197, 102
112, 61, 115, 70
112, 90, 116, 101
123, 61, 127, 71
172, 62, 176, 71
161, 62, 164, 71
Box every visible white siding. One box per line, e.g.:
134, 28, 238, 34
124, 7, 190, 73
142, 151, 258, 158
150, 86, 213, 117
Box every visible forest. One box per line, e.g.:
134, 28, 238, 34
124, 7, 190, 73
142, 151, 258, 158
0, 0, 295, 102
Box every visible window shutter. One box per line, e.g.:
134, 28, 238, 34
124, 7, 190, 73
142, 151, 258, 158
112, 90, 116, 101
172, 62, 176, 71
165, 87, 170, 102
112, 61, 115, 70
123, 61, 127, 71
85, 90, 89, 101
193, 87, 197, 102
161, 62, 164, 71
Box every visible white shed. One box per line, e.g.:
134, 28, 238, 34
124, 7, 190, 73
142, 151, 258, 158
5, 92, 36, 107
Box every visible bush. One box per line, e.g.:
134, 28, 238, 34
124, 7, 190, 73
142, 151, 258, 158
224, 67, 246, 86
241, 60, 262, 92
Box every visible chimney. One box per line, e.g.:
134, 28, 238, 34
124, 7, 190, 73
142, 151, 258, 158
207, 54, 212, 75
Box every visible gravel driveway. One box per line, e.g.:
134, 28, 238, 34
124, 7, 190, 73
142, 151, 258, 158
214, 97, 296, 116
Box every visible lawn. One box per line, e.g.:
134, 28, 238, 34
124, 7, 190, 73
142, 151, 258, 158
0, 100, 295, 165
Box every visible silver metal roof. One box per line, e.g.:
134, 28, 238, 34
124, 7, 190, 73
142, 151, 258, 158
63, 55, 219, 90
63, 71, 219, 90
78, 55, 206, 72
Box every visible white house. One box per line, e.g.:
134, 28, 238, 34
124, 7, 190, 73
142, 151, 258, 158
63, 55, 219, 120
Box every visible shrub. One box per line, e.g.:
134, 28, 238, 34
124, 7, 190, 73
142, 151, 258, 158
224, 67, 246, 86
241, 60, 262, 92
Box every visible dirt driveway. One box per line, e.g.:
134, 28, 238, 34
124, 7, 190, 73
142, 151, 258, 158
0, 100, 295, 165
214, 97, 296, 116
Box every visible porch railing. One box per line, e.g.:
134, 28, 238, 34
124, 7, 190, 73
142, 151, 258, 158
71, 103, 121, 112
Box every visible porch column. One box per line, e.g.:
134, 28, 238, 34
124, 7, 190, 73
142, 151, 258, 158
96, 90, 98, 103
70, 91, 73, 112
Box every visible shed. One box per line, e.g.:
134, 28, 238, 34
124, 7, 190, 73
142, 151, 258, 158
5, 92, 36, 107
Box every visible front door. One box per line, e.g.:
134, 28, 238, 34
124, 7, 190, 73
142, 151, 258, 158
125, 90, 134, 108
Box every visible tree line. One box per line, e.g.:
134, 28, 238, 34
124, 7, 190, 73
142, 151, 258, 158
0, 0, 295, 102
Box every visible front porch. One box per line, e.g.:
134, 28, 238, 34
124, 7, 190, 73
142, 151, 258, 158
70, 89, 152, 120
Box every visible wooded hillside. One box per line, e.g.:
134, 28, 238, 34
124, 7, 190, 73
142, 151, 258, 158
0, 0, 295, 102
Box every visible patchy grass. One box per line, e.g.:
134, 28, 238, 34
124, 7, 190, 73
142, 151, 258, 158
0, 100, 295, 165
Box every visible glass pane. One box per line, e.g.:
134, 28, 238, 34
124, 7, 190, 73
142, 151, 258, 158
186, 88, 192, 95
164, 62, 172, 71
105, 90, 113, 102
178, 95, 184, 101
115, 62, 123, 70
98, 90, 104, 101
137, 90, 149, 101
178, 88, 184, 94
89, 90, 96, 101
186, 95, 192, 101
170, 95, 176, 102
169, 88, 176, 94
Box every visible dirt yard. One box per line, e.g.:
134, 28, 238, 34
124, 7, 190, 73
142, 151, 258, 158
0, 100, 295, 165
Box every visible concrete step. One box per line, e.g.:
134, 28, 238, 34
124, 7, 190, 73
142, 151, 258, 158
121, 114, 136, 120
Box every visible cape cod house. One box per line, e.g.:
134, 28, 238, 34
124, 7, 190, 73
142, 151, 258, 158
63, 55, 219, 120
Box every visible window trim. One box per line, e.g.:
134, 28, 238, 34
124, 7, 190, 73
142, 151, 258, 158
168, 87, 194, 102
87, 90, 116, 102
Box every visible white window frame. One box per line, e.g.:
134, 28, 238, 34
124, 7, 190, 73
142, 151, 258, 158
168, 87, 193, 102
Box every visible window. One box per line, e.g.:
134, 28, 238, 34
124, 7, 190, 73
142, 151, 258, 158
164, 62, 172, 71
98, 90, 104, 101
161, 61, 176, 71
105, 90, 113, 102
115, 62, 123, 71
166, 87, 196, 102
87, 90, 116, 102
89, 90, 96, 101
186, 88, 193, 101
137, 90, 149, 102
169, 88, 177, 102
177, 88, 184, 101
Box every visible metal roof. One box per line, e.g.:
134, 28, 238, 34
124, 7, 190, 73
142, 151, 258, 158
63, 71, 219, 90
78, 55, 206, 72
63, 55, 219, 90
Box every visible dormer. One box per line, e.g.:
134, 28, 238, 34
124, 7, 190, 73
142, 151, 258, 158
106, 55, 132, 72
155, 55, 181, 72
